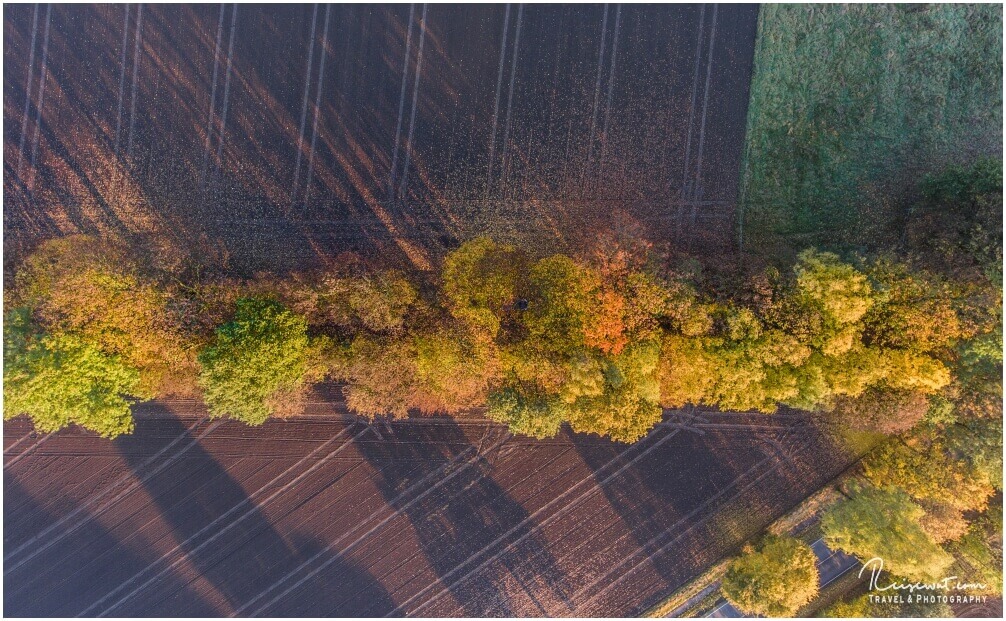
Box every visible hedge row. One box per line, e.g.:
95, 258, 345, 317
5, 229, 997, 442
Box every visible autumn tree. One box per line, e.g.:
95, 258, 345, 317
658, 334, 719, 408
721, 535, 819, 617
498, 255, 673, 441
521, 254, 595, 354
198, 298, 324, 424
441, 237, 528, 337
12, 235, 198, 397
821, 485, 953, 582
862, 435, 997, 514
414, 329, 500, 413
339, 336, 424, 418
863, 259, 968, 353
828, 388, 930, 435
276, 270, 419, 333
916, 499, 969, 544
946, 417, 1003, 490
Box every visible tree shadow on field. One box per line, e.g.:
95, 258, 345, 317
112, 406, 393, 616
2, 478, 218, 617
354, 419, 573, 616
572, 412, 852, 614
571, 421, 776, 614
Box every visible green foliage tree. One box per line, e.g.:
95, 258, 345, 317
912, 157, 1003, 283
821, 485, 953, 582
948, 326, 1004, 422
198, 298, 320, 425
721, 535, 819, 617
486, 387, 566, 439
3, 308, 141, 438
522, 254, 595, 354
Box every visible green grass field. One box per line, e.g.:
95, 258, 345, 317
738, 4, 1002, 254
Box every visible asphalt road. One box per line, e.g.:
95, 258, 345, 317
5, 404, 857, 617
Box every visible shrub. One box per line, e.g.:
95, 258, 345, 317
819, 593, 872, 618
721, 535, 819, 617
820, 593, 953, 618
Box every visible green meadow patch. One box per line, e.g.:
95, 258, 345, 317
739, 4, 1002, 252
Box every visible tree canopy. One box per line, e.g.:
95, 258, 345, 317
11, 235, 197, 397
4, 177, 998, 445
721, 535, 820, 617
3, 308, 140, 438
821, 485, 954, 582
198, 298, 321, 424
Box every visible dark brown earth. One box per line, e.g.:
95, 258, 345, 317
1, 5, 818, 617
4, 404, 857, 617
4, 4, 757, 273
